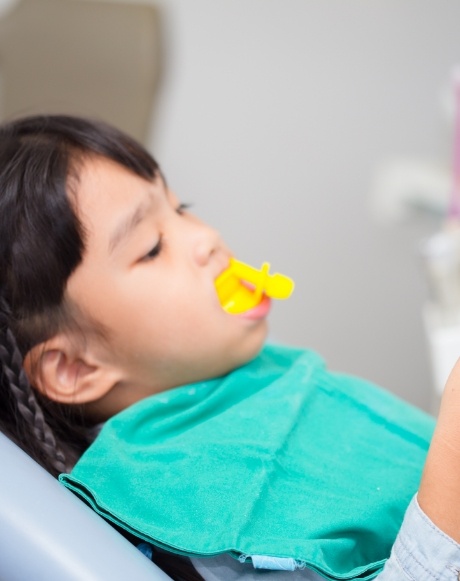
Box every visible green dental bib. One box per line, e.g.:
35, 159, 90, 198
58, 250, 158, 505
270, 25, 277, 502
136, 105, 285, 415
60, 345, 434, 580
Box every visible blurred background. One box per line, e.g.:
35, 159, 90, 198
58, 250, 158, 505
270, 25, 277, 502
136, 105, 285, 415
1, 0, 459, 412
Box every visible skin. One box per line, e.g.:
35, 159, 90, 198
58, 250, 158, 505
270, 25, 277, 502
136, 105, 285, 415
418, 357, 460, 542
31, 155, 269, 419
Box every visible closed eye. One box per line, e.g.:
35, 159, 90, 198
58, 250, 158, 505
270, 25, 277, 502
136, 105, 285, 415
142, 203, 191, 261
176, 202, 192, 215
143, 235, 163, 261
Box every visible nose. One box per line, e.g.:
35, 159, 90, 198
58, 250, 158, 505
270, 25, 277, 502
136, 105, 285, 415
191, 217, 225, 267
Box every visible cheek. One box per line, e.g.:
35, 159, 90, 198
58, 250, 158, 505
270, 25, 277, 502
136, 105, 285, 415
70, 261, 221, 348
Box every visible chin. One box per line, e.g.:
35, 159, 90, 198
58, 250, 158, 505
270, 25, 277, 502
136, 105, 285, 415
232, 321, 268, 369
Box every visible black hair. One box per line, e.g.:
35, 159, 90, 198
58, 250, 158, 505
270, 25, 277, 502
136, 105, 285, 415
0, 115, 204, 581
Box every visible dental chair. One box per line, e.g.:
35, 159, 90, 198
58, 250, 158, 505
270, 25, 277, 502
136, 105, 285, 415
0, 0, 162, 144
0, 432, 173, 581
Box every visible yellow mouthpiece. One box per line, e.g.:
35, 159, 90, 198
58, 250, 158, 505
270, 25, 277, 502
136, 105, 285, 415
215, 258, 295, 314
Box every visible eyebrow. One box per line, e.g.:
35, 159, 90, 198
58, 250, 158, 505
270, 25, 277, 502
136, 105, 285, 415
108, 199, 152, 255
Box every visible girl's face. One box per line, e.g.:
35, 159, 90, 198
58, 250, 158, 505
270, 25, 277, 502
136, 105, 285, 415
66, 156, 268, 410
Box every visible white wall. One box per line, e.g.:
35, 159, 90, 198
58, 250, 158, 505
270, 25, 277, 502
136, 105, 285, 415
3, 0, 460, 409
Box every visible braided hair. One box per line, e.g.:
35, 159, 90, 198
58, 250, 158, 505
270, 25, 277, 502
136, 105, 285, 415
0, 115, 159, 476
0, 296, 67, 474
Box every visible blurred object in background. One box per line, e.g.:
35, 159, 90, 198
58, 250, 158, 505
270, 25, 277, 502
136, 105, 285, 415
421, 230, 460, 413
420, 68, 460, 414
0, 0, 162, 144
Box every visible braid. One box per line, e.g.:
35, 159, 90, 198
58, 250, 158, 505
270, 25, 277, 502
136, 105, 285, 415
0, 297, 67, 475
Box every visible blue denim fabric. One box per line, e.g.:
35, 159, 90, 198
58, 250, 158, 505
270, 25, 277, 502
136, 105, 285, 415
376, 495, 460, 581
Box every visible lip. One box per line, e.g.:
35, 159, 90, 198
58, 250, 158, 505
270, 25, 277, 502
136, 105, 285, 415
235, 294, 271, 320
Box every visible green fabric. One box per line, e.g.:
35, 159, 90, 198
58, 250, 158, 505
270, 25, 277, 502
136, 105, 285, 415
60, 345, 434, 580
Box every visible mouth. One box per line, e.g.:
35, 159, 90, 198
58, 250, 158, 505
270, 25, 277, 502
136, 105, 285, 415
214, 258, 294, 316
235, 294, 272, 320
214, 261, 269, 315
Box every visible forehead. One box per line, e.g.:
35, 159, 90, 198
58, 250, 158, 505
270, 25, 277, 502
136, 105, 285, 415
74, 156, 159, 209
73, 156, 163, 227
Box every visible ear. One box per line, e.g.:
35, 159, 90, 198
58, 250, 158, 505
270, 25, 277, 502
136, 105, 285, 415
23, 334, 121, 405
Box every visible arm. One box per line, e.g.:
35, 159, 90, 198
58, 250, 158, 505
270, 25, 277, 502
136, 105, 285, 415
418, 358, 460, 542
376, 359, 460, 581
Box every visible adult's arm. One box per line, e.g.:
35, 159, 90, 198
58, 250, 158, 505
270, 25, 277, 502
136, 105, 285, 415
377, 358, 460, 580
418, 358, 460, 543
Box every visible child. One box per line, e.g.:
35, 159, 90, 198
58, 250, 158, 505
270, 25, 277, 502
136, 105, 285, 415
0, 115, 459, 581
